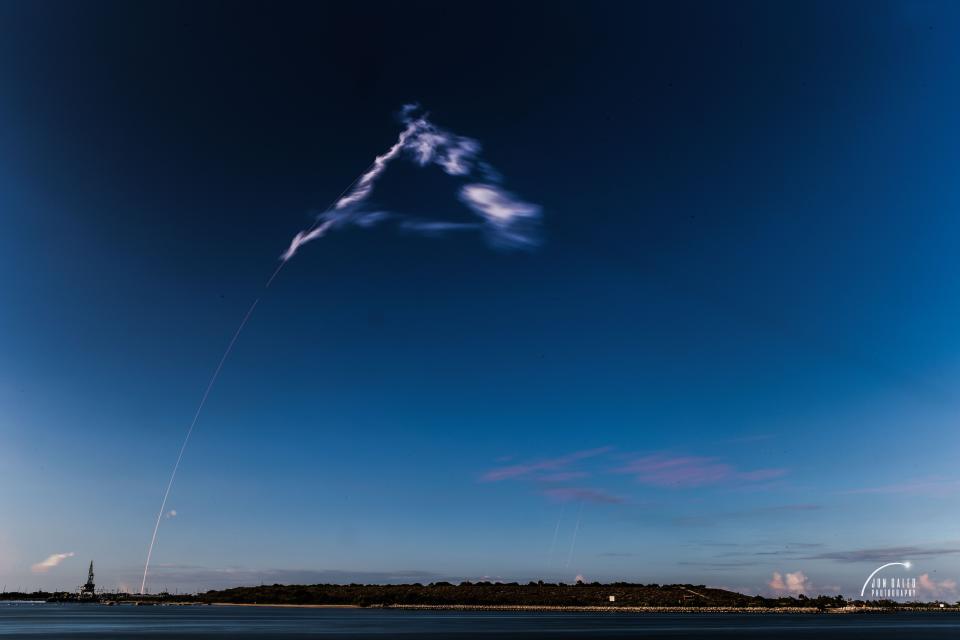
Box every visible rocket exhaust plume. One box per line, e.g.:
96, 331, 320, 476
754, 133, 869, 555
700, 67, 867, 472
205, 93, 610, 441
141, 105, 542, 594
279, 103, 542, 261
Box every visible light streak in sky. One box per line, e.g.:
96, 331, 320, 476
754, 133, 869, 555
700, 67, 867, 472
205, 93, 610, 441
140, 298, 260, 594
142, 167, 373, 594
140, 106, 542, 594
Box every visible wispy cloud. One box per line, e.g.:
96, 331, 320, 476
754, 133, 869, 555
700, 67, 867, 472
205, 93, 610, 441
538, 471, 590, 483
672, 504, 819, 527
686, 541, 825, 562
280, 104, 542, 261
680, 560, 764, 569
31, 552, 74, 573
722, 434, 777, 445
805, 545, 960, 563
543, 487, 625, 504
840, 478, 960, 496
718, 550, 801, 558
480, 447, 612, 483
399, 219, 479, 235
459, 184, 541, 249
614, 454, 786, 488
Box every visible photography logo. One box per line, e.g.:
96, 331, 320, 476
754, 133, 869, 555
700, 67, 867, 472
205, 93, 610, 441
860, 561, 916, 599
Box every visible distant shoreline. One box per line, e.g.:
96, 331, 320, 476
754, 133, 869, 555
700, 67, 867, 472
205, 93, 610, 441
13, 582, 958, 613
213, 603, 360, 609
210, 603, 959, 614
5, 600, 957, 614
196, 583, 959, 612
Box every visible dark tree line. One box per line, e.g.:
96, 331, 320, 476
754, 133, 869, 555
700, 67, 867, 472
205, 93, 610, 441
198, 582, 846, 608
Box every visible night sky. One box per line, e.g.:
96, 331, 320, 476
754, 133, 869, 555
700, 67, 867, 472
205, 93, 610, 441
3, 1, 960, 597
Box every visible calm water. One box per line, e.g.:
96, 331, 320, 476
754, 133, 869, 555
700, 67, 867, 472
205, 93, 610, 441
2, 602, 960, 638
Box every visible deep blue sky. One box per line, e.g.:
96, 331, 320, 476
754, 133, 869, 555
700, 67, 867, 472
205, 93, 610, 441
3, 1, 960, 597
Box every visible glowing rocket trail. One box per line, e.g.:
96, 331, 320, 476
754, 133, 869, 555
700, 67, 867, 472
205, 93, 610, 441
140, 105, 542, 594
140, 170, 372, 595
140, 297, 260, 594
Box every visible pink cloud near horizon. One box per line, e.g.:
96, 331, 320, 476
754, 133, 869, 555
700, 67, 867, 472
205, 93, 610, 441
918, 573, 958, 599
542, 487, 625, 504
768, 570, 809, 595
614, 454, 786, 488
538, 471, 590, 482
480, 447, 612, 482
841, 478, 960, 496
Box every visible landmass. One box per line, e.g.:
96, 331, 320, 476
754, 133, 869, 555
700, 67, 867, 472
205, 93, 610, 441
4, 581, 958, 612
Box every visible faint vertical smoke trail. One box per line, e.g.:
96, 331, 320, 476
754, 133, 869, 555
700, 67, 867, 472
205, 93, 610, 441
547, 502, 566, 567
565, 501, 584, 569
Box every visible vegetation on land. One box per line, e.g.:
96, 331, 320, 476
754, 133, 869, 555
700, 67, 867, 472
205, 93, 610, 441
199, 582, 862, 609
4, 582, 956, 611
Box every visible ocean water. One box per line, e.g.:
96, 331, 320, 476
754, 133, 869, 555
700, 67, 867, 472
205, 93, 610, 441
2, 602, 960, 638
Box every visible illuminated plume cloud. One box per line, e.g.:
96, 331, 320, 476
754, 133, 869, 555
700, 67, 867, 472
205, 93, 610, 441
165, 509, 177, 519
280, 219, 336, 262
31, 552, 74, 573
459, 184, 542, 249
281, 104, 541, 261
